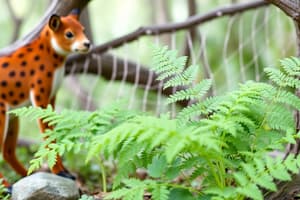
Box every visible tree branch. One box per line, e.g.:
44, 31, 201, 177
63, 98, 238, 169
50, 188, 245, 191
264, 0, 300, 21
65, 53, 189, 107
85, 0, 269, 55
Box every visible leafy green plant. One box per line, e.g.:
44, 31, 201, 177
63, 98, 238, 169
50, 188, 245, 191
10, 46, 300, 200
0, 180, 10, 200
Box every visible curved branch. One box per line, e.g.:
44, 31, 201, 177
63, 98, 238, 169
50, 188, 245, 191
264, 0, 300, 21
83, 0, 269, 55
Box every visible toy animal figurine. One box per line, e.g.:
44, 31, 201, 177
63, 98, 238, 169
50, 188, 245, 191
0, 9, 90, 189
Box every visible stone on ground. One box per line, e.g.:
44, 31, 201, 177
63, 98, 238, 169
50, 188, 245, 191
12, 172, 79, 200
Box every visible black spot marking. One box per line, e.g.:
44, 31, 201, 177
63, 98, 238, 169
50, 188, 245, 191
21, 61, 27, 67
47, 47, 50, 53
34, 55, 40, 61
54, 63, 58, 68
18, 53, 24, 58
1, 81, 7, 87
46, 31, 49, 37
1, 110, 5, 115
1, 94, 6, 99
53, 53, 59, 59
39, 44, 44, 50
8, 91, 14, 97
59, 57, 64, 62
40, 88, 45, 93
9, 71, 16, 77
37, 79, 42, 84
30, 69, 35, 76
47, 72, 52, 77
2, 62, 9, 68
27, 47, 33, 52
35, 95, 41, 101
12, 100, 18, 105
31, 83, 35, 88
15, 81, 21, 88
39, 64, 45, 71
19, 93, 25, 98
20, 71, 26, 77
0, 102, 4, 107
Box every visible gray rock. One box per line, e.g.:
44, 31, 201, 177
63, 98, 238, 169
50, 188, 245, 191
12, 172, 79, 200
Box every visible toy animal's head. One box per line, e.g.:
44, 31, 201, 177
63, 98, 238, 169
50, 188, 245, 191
48, 9, 90, 56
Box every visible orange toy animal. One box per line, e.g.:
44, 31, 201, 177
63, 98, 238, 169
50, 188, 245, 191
0, 9, 90, 188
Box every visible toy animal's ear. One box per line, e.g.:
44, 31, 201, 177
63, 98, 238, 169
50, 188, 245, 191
69, 8, 80, 20
49, 14, 61, 32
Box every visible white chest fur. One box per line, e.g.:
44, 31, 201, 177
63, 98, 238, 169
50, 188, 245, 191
50, 66, 65, 99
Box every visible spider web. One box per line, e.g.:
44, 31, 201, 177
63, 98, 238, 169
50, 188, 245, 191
57, 3, 296, 116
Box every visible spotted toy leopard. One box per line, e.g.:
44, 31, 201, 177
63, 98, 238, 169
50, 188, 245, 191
0, 9, 90, 187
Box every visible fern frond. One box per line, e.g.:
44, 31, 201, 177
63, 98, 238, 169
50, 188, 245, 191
265, 67, 300, 88
167, 79, 212, 104
151, 185, 169, 200
280, 57, 300, 76
152, 45, 186, 79
265, 104, 294, 131
164, 64, 197, 89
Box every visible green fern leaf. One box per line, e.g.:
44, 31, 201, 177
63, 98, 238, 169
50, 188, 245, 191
255, 174, 276, 191
265, 67, 300, 88
164, 65, 197, 89
152, 185, 169, 200
167, 79, 212, 104
233, 172, 248, 186
280, 57, 300, 76
47, 149, 57, 168
266, 157, 291, 181
284, 154, 299, 174
147, 155, 167, 178
237, 184, 263, 200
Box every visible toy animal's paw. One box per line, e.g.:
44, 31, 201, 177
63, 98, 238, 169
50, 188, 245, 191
56, 171, 76, 180
3, 185, 12, 196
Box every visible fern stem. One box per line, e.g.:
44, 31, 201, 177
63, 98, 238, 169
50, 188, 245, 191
97, 156, 107, 193
217, 160, 226, 187
207, 159, 222, 187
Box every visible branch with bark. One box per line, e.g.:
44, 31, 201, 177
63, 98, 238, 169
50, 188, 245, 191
264, 0, 300, 21
86, 0, 269, 55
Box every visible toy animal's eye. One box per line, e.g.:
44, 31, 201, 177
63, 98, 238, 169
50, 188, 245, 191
65, 31, 74, 39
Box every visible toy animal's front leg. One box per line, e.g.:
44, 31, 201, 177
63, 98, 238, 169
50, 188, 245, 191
48, 95, 73, 178
30, 90, 73, 179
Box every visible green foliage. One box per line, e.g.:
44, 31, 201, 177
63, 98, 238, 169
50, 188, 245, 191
10, 47, 300, 200
0, 181, 10, 200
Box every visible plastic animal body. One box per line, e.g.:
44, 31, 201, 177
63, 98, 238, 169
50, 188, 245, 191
0, 10, 90, 186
